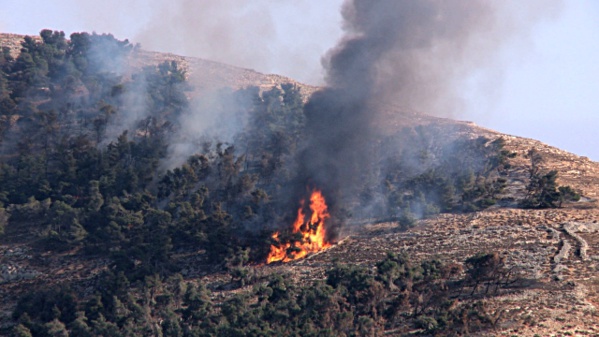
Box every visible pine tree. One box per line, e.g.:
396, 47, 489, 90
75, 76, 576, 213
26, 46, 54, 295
12, 324, 33, 337
68, 312, 92, 337
44, 319, 69, 337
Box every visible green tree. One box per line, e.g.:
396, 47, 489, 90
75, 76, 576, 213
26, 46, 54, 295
0, 205, 8, 235
87, 180, 104, 212
558, 185, 581, 207
521, 149, 574, 208
47, 200, 87, 247
68, 312, 92, 337
44, 318, 69, 337
12, 324, 33, 337
182, 282, 214, 330
91, 314, 121, 337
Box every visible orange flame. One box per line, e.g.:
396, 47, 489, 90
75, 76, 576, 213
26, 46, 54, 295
267, 189, 332, 264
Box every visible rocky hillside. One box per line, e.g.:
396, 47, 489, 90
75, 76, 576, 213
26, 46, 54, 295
1, 32, 598, 336
1, 34, 33, 59
132, 49, 319, 100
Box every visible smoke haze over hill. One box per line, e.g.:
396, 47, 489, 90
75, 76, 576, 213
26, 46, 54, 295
287, 0, 564, 229
3, 0, 599, 162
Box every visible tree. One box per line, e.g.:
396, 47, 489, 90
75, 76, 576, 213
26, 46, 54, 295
464, 252, 516, 296
12, 324, 33, 337
87, 180, 104, 212
47, 200, 87, 247
0, 206, 8, 235
44, 318, 69, 337
558, 185, 581, 207
523, 169, 560, 208
521, 149, 578, 209
182, 282, 213, 325
0, 64, 16, 119
68, 312, 92, 337
91, 314, 121, 337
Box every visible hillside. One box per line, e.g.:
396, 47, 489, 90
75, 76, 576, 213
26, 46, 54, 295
0, 33, 318, 99
1, 31, 599, 336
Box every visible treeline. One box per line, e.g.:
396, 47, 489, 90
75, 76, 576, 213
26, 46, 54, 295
11, 252, 518, 337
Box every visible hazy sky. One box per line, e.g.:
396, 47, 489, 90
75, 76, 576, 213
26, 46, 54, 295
1, 1, 598, 161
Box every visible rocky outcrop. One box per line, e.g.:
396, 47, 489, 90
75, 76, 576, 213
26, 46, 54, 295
563, 222, 599, 261
0, 264, 39, 284
0, 247, 39, 284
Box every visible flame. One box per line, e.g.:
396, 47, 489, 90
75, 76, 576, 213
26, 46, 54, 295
267, 189, 332, 264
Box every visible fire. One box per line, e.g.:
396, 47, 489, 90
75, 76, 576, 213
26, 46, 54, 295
267, 189, 332, 264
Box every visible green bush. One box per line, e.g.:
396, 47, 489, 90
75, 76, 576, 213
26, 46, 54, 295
415, 316, 439, 331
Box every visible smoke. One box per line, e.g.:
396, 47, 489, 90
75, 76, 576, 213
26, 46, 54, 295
164, 88, 252, 169
325, 0, 562, 118
293, 0, 562, 231
132, 0, 342, 85
101, 72, 150, 145
136, 1, 275, 71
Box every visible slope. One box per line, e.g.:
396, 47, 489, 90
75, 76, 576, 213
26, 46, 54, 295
1, 31, 598, 336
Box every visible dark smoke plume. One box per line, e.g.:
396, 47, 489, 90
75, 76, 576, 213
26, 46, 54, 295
293, 0, 561, 234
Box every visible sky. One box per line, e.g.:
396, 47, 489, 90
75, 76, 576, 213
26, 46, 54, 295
1, 0, 598, 161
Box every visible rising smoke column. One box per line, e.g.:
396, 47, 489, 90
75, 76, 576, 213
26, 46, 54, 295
295, 0, 561, 231
298, 0, 492, 218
